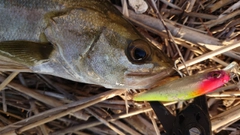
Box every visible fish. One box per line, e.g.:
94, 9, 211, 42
0, 0, 174, 89
133, 70, 230, 101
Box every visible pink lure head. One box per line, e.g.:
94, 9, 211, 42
194, 70, 230, 96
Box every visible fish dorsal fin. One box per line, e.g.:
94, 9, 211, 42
0, 41, 54, 67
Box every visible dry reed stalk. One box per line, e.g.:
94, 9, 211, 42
0, 0, 240, 134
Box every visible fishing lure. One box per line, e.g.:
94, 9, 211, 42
133, 70, 230, 101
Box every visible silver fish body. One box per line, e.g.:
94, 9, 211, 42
0, 0, 174, 89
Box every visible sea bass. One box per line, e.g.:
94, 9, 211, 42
133, 70, 230, 101
0, 0, 173, 89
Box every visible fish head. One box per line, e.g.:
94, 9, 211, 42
44, 1, 174, 89
77, 24, 174, 89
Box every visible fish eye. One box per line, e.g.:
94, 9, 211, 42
127, 39, 151, 63
133, 48, 146, 60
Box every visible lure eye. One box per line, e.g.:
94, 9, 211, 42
208, 71, 222, 79
127, 39, 151, 63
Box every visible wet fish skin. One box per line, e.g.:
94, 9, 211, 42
0, 0, 174, 89
133, 70, 230, 101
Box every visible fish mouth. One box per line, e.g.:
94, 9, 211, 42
125, 69, 174, 89
126, 72, 157, 77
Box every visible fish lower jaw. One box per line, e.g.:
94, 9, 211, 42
125, 71, 157, 77
124, 69, 173, 89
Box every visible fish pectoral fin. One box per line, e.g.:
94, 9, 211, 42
0, 41, 54, 67
0, 55, 31, 72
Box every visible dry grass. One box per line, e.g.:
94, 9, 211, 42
0, 0, 240, 134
